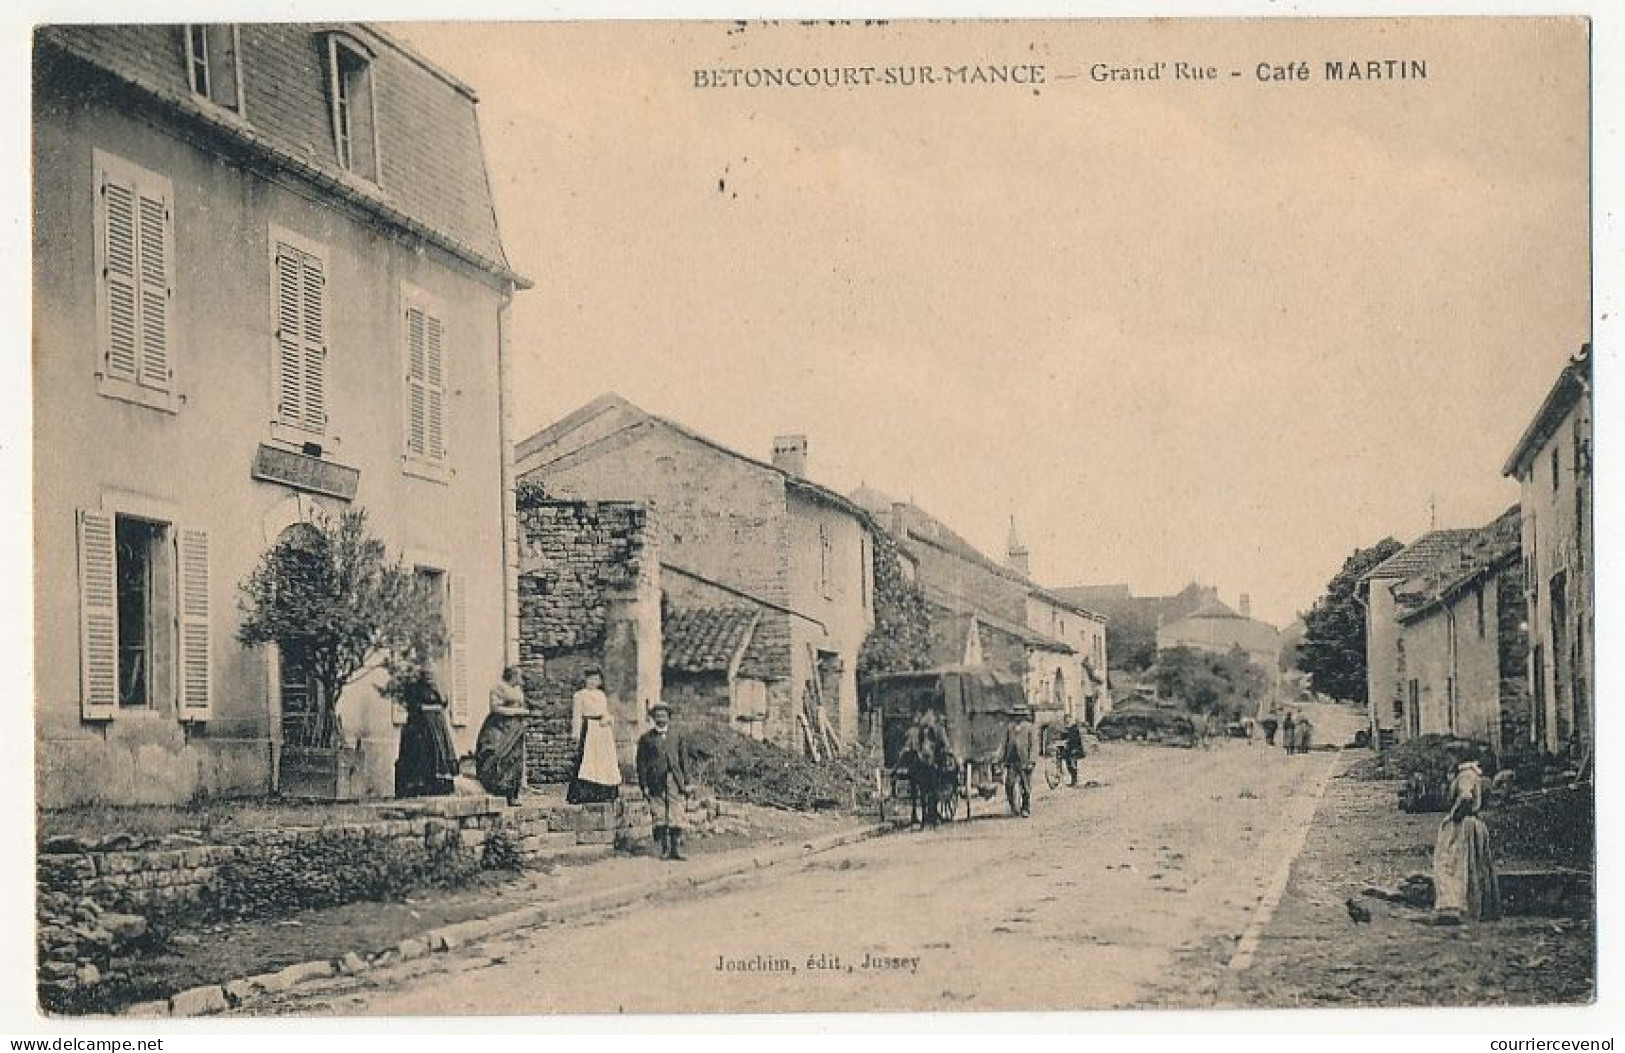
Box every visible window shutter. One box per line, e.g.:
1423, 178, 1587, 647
300, 255, 326, 430
135, 191, 172, 391
425, 314, 445, 460
177, 528, 212, 720
448, 575, 470, 727
101, 180, 139, 383
77, 510, 118, 720
274, 247, 304, 426
405, 306, 427, 456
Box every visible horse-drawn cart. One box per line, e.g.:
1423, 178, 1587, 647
864, 666, 1033, 825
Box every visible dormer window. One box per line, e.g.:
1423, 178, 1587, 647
184, 25, 243, 113
326, 34, 379, 182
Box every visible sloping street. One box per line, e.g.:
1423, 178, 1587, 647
241, 714, 1358, 1015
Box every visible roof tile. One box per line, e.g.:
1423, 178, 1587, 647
663, 606, 760, 674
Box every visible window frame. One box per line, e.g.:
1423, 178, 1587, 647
78, 493, 210, 724
325, 33, 382, 184
92, 150, 179, 414
183, 24, 245, 115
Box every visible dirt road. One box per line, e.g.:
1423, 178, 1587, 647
243, 729, 1350, 1016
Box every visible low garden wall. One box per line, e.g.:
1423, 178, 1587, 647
37, 791, 655, 1008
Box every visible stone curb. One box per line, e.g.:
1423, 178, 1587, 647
135, 820, 893, 1019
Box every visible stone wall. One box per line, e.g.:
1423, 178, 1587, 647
37, 791, 653, 1007
517, 499, 657, 783
663, 670, 734, 735
1498, 571, 1533, 756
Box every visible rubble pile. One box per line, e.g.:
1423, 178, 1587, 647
36, 891, 158, 1013
1486, 783, 1594, 871
682, 724, 877, 813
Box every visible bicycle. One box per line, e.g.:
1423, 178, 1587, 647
1043, 742, 1068, 790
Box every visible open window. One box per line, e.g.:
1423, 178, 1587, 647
326, 33, 379, 182
184, 25, 244, 113
78, 508, 211, 722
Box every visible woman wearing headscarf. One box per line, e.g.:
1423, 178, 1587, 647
1432, 759, 1501, 923
476, 665, 530, 805
567, 667, 622, 804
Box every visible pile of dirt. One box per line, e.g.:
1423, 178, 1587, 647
1341, 734, 1497, 783
682, 724, 877, 813
1487, 783, 1594, 870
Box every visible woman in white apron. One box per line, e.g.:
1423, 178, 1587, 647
568, 667, 622, 803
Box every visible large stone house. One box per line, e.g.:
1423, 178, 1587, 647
1503, 346, 1593, 763
1387, 507, 1527, 755
515, 395, 877, 750
34, 24, 527, 806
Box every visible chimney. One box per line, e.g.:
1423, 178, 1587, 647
1239, 593, 1252, 619
1006, 516, 1030, 576
771, 434, 808, 477
890, 501, 909, 537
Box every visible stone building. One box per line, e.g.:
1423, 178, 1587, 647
852, 491, 1111, 732
1388, 506, 1527, 755
1155, 593, 1281, 674
515, 395, 877, 750
1503, 346, 1593, 762
1360, 528, 1479, 748
33, 24, 528, 806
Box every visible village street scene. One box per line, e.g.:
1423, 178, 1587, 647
27, 20, 1594, 1022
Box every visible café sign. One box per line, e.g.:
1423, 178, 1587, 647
252, 444, 360, 501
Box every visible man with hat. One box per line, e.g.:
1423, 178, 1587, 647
636, 700, 691, 861
1002, 703, 1037, 818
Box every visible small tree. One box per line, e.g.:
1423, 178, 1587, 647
1154, 645, 1268, 723
238, 508, 447, 749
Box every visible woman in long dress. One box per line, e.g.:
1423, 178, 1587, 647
567, 667, 622, 804
394, 667, 459, 798
476, 665, 530, 805
1433, 759, 1500, 923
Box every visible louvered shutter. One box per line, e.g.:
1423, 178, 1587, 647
448, 575, 470, 727
424, 314, 445, 460
77, 510, 118, 720
135, 191, 172, 390
405, 306, 427, 456
177, 528, 212, 720
274, 247, 305, 426
300, 255, 326, 430
101, 180, 139, 383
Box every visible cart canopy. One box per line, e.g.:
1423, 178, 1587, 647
866, 666, 1029, 765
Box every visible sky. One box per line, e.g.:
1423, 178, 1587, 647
392, 18, 1590, 627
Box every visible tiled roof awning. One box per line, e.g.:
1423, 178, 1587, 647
663, 606, 760, 674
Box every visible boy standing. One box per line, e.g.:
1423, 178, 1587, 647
636, 700, 691, 860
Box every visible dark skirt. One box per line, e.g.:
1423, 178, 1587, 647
475, 712, 527, 800
396, 706, 459, 798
